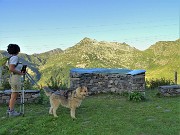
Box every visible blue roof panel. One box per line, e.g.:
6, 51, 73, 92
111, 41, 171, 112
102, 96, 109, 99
126, 69, 146, 75
70, 68, 133, 74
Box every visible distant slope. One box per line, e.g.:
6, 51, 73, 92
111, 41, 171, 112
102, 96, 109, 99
38, 37, 142, 84
144, 39, 180, 81
43, 37, 140, 68
0, 38, 179, 85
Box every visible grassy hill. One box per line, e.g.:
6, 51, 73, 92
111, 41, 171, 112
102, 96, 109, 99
144, 39, 180, 82
0, 38, 179, 85
37, 37, 142, 84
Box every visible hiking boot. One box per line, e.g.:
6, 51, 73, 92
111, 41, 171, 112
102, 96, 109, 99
7, 110, 21, 117
6, 109, 10, 116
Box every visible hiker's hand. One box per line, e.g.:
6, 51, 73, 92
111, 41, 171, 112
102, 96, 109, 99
19, 72, 25, 75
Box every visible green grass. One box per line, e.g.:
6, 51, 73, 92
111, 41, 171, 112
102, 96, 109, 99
0, 90, 180, 135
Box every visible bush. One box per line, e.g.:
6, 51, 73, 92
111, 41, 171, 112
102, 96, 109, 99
120, 91, 129, 97
146, 78, 175, 89
128, 91, 146, 102
46, 76, 68, 90
1, 80, 11, 90
24, 79, 33, 89
36, 90, 49, 104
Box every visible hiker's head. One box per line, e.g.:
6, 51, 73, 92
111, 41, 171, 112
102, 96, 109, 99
7, 44, 20, 55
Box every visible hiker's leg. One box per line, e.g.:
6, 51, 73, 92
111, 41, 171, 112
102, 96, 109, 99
9, 92, 19, 111
8, 75, 21, 111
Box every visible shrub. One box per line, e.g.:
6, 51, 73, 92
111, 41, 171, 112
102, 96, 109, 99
1, 80, 11, 90
24, 79, 33, 90
128, 91, 146, 102
36, 89, 49, 104
46, 76, 68, 90
146, 78, 175, 89
120, 91, 129, 97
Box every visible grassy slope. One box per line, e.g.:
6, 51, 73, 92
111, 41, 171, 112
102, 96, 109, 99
0, 90, 179, 135
39, 38, 180, 84
0, 38, 179, 84
144, 39, 180, 82
38, 38, 141, 85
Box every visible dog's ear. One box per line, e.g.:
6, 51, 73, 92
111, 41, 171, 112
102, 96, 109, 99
78, 86, 83, 92
80, 86, 83, 92
80, 86, 87, 92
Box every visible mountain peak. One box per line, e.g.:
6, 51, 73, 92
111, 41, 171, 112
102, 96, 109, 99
79, 37, 98, 44
40, 48, 63, 55
145, 39, 180, 56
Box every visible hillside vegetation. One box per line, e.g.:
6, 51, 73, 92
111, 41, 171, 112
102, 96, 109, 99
0, 38, 179, 85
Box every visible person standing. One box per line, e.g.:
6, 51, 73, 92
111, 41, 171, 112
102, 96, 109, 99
6, 44, 25, 117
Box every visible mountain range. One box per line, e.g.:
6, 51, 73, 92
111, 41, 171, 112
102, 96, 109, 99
0, 37, 180, 85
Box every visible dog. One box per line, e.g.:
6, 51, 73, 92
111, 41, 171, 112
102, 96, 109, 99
43, 86, 88, 119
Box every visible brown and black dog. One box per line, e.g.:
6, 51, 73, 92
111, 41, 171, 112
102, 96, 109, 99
44, 86, 88, 119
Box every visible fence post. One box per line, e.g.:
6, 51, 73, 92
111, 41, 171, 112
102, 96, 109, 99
174, 71, 177, 84
0, 66, 2, 87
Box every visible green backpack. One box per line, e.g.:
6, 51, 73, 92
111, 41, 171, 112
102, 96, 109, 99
0, 57, 9, 66
0, 56, 20, 74
0, 57, 11, 75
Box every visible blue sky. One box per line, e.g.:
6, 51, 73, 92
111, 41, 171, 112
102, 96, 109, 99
0, 0, 179, 54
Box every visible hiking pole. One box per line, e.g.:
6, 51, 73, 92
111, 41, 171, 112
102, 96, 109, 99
25, 72, 40, 88
20, 73, 25, 116
20, 65, 27, 116
25, 72, 54, 95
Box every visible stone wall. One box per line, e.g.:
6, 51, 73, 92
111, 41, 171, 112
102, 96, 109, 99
158, 85, 180, 96
70, 71, 145, 94
0, 90, 40, 104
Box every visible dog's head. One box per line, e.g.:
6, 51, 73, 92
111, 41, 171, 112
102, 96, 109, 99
76, 86, 88, 99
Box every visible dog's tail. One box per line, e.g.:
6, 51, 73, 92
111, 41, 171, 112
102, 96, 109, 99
42, 86, 54, 97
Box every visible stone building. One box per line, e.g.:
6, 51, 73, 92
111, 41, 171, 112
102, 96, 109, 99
70, 68, 146, 94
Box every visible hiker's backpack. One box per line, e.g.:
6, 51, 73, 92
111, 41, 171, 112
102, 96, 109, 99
0, 57, 9, 67
0, 56, 19, 76
0, 57, 10, 75
0, 57, 11, 87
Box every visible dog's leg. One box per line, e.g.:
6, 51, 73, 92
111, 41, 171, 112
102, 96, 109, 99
70, 107, 76, 119
49, 107, 53, 115
49, 98, 53, 115
53, 108, 58, 117
52, 99, 60, 117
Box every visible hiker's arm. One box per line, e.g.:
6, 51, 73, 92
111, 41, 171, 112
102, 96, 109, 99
9, 64, 24, 75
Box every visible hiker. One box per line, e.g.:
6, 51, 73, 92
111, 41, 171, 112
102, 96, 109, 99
6, 44, 25, 117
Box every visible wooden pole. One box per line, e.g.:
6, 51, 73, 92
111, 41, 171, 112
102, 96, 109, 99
0, 67, 2, 87
174, 71, 177, 84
